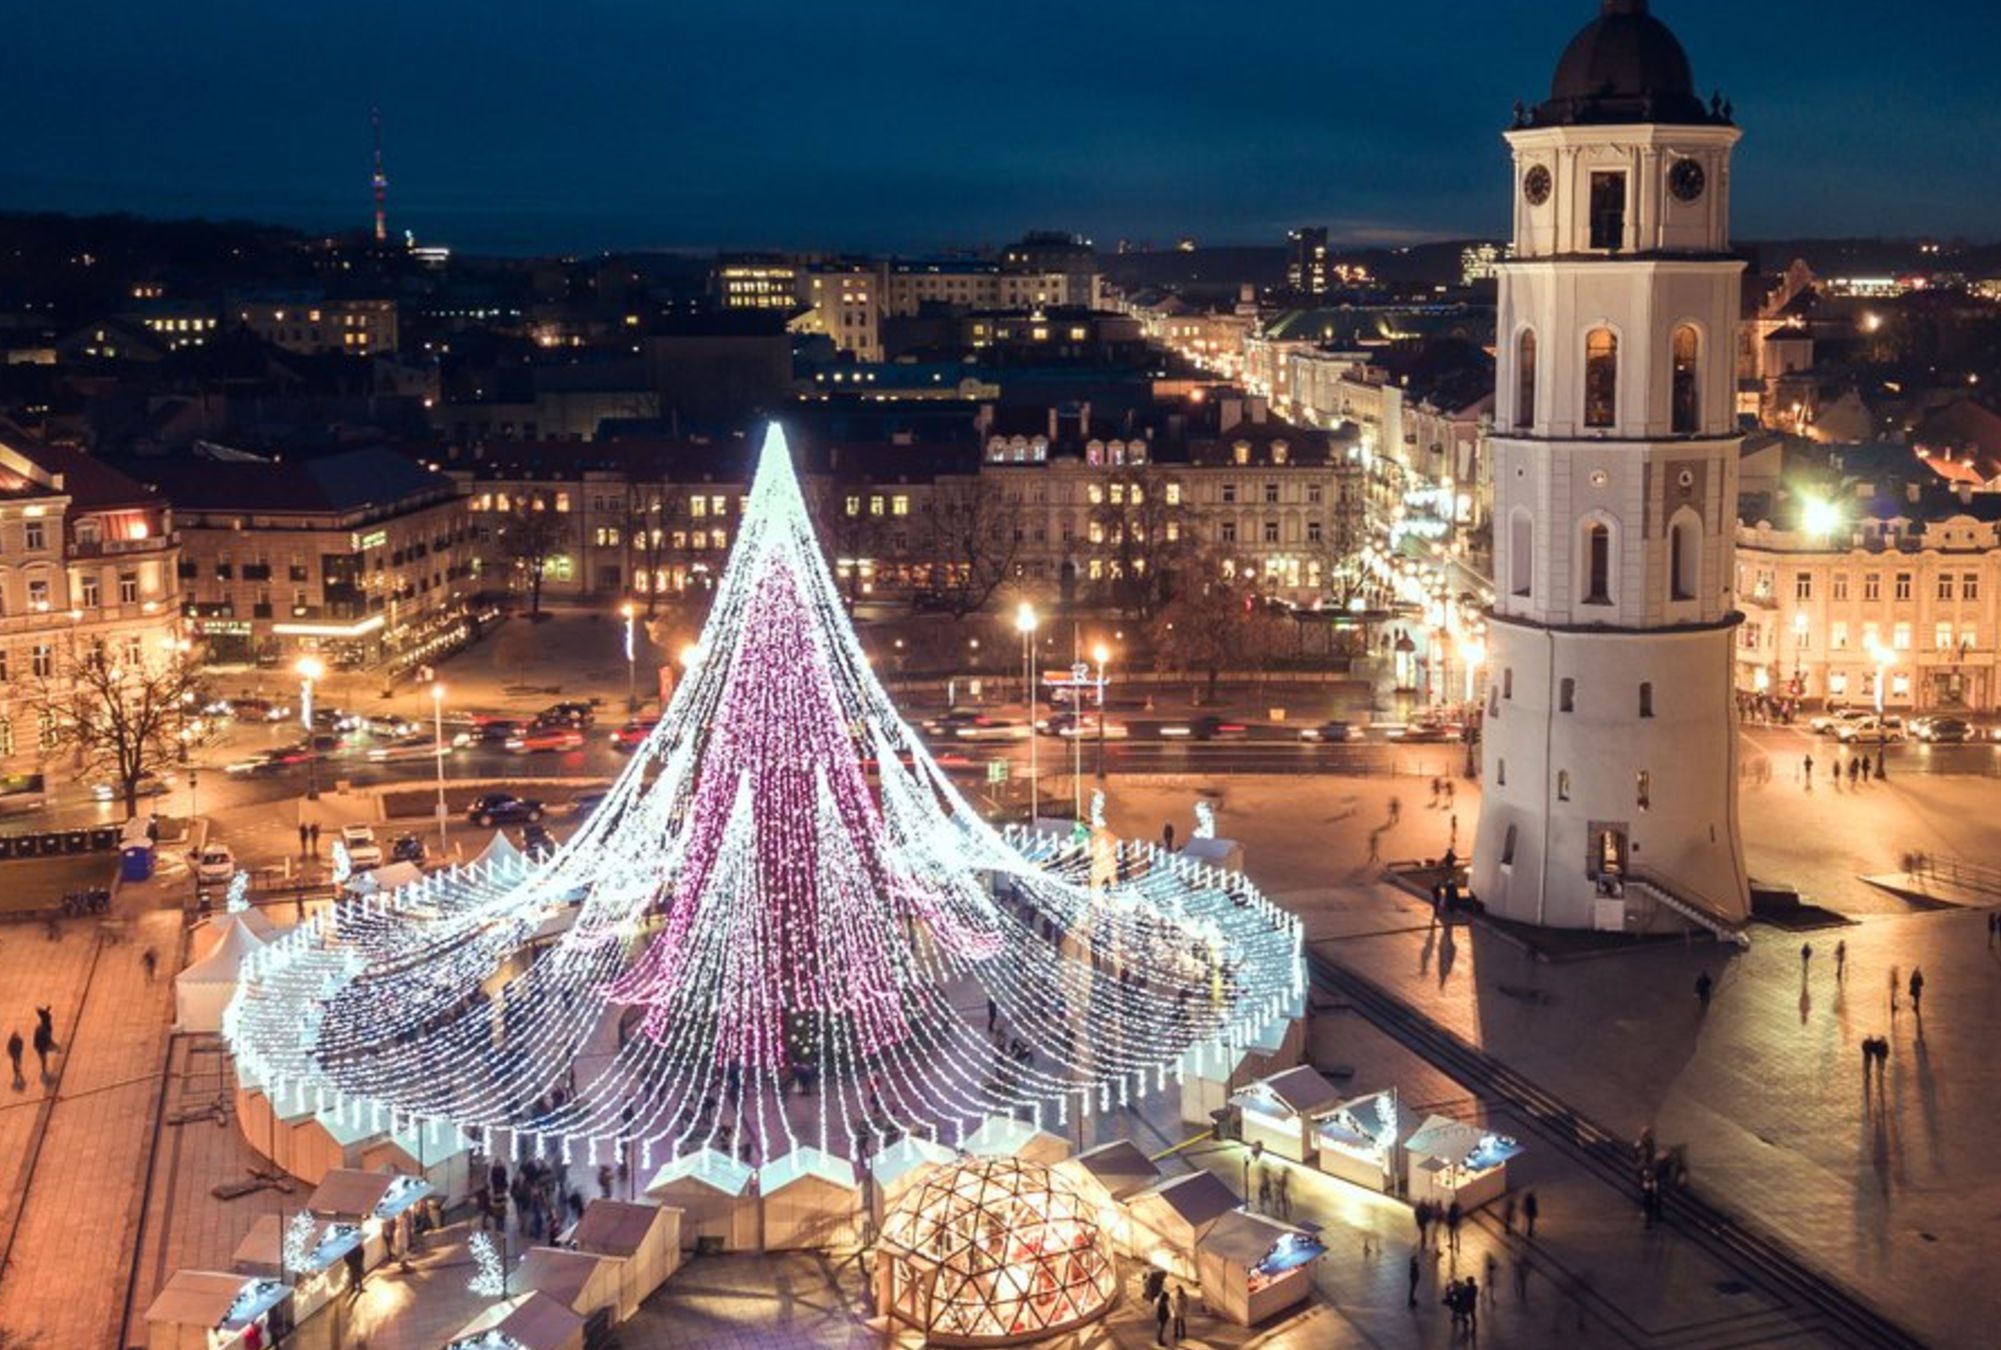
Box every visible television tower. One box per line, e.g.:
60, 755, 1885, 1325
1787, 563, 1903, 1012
370, 106, 388, 243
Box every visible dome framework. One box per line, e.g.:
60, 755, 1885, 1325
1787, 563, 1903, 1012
878, 1158, 1119, 1346
224, 425, 1301, 1177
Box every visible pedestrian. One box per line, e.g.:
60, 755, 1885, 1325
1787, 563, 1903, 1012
30, 1023, 51, 1078
1502, 1194, 1516, 1236
1464, 1275, 1480, 1331
1430, 776, 1443, 807
298, 821, 309, 855
1446, 1199, 1463, 1251
1694, 970, 1713, 1008
1154, 1287, 1170, 1345
1800, 941, 1813, 971
1389, 796, 1402, 826
1861, 1036, 1874, 1082
141, 947, 158, 982
1408, 1250, 1421, 1305
344, 1240, 365, 1298
1523, 1190, 1539, 1238
1514, 1256, 1530, 1303
1257, 1166, 1273, 1215
986, 997, 998, 1032
1415, 1198, 1432, 1249
1276, 1167, 1291, 1219
1835, 939, 1847, 980
1444, 1280, 1465, 1330
1171, 1283, 1188, 1341
1449, 811, 1459, 845
1803, 753, 1814, 786
1366, 829, 1381, 864
1909, 967, 1925, 1013
1849, 757, 1861, 785
308, 822, 320, 855
35, 1006, 53, 1045
1889, 964, 1901, 1016
1444, 779, 1456, 807
1484, 1251, 1497, 1303
4, 1030, 20, 1088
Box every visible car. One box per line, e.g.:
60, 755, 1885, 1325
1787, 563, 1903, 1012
1810, 707, 1865, 735
1836, 715, 1906, 743
1391, 718, 1463, 743
922, 708, 987, 736
1911, 716, 1972, 743
1298, 720, 1357, 743
610, 720, 657, 752
467, 793, 544, 827
1189, 715, 1249, 741
1041, 712, 1128, 739
507, 725, 586, 753
90, 772, 174, 802
389, 833, 427, 864
310, 708, 362, 734
339, 824, 383, 870
456, 718, 524, 749
366, 734, 447, 763
538, 701, 597, 729
224, 743, 313, 775
194, 843, 235, 886
230, 697, 291, 722
362, 714, 419, 739
955, 716, 1028, 742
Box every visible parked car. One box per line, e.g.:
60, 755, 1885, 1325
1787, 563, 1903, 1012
1809, 706, 1864, 735
1836, 715, 1906, 743
91, 772, 173, 802
366, 734, 446, 763
1391, 718, 1462, 743
1911, 716, 1972, 743
339, 824, 383, 870
1298, 720, 1357, 743
389, 833, 427, 864
610, 720, 657, 753
467, 793, 544, 827
194, 843, 235, 885
538, 701, 597, 729
507, 725, 586, 754
310, 708, 362, 734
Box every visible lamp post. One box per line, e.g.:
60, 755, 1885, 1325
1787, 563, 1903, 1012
296, 656, 324, 802
1456, 637, 1485, 779
1092, 642, 1110, 782
431, 682, 449, 854
1016, 603, 1039, 824
1870, 641, 1890, 779
620, 602, 638, 714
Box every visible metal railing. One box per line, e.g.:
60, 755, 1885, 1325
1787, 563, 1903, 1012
1627, 866, 1752, 947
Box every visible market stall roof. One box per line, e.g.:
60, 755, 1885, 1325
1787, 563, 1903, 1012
144, 1270, 287, 1330
1318, 1088, 1421, 1151
232, 1213, 359, 1273
869, 1135, 956, 1191
475, 830, 526, 871
1199, 1209, 1305, 1267
1406, 1115, 1515, 1164
963, 1114, 1066, 1160
517, 1246, 605, 1308
315, 1106, 384, 1148
1071, 1140, 1162, 1202
307, 1168, 398, 1218
1247, 1066, 1342, 1118
1138, 1171, 1240, 1230
179, 915, 264, 986
760, 1145, 857, 1194
645, 1147, 754, 1198
571, 1199, 668, 1258
447, 1290, 584, 1350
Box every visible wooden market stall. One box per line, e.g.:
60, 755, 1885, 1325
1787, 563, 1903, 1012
517, 1244, 623, 1322
759, 1147, 862, 1251
644, 1148, 757, 1251
142, 1270, 291, 1350
444, 1290, 585, 1350
1403, 1116, 1524, 1211
1229, 1066, 1343, 1163
568, 1199, 682, 1318
230, 1213, 363, 1323
306, 1168, 431, 1269
866, 1135, 956, 1227
1176, 991, 1308, 1127
962, 1114, 1073, 1165
1194, 1210, 1325, 1327
1057, 1139, 1162, 1249
1313, 1087, 1422, 1196
1125, 1170, 1241, 1280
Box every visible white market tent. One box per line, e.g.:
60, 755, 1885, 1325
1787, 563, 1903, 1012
1126, 1170, 1241, 1279
143, 1269, 289, 1350
445, 1290, 585, 1350
1403, 1115, 1524, 1210
760, 1146, 862, 1251
1230, 1065, 1343, 1163
175, 915, 266, 1033
1177, 989, 1309, 1126
1057, 1139, 1163, 1249
475, 830, 528, 874
359, 1118, 474, 1204
645, 1148, 757, 1251
569, 1199, 682, 1317
867, 1135, 956, 1225
516, 1245, 623, 1321
963, 1114, 1073, 1165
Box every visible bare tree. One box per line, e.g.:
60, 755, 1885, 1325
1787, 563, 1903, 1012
813, 483, 894, 609
493, 496, 570, 615
919, 476, 1023, 620
35, 635, 205, 817
1144, 559, 1291, 704
1089, 464, 1196, 620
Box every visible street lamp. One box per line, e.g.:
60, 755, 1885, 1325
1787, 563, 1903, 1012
620, 602, 638, 714
1092, 642, 1110, 782
295, 655, 325, 801
1015, 603, 1040, 824
1867, 639, 1889, 779
431, 682, 450, 854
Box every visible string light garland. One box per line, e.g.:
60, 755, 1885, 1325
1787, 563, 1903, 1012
225, 425, 1301, 1178
467, 1231, 505, 1298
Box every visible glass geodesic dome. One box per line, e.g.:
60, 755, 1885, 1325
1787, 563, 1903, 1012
878, 1157, 1119, 1345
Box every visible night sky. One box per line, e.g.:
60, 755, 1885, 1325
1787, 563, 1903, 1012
5, 1, 1997, 254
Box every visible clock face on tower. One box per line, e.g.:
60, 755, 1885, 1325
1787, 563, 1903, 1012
1523, 165, 1552, 207
1669, 158, 1707, 203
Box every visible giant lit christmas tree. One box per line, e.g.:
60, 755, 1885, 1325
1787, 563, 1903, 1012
227, 426, 1300, 1169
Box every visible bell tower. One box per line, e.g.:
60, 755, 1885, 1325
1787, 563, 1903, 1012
1473, 0, 1750, 937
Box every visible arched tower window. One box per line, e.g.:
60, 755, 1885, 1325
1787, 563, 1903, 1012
1584, 329, 1618, 428
1583, 520, 1614, 606
1509, 508, 1534, 599
1515, 330, 1538, 429
1671, 325, 1701, 434
1670, 509, 1701, 602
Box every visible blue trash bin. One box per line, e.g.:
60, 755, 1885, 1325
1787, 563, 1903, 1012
120, 843, 154, 883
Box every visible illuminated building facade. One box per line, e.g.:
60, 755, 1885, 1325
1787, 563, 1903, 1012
235, 297, 398, 356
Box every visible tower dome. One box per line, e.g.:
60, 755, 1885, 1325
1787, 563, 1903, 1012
1534, 1, 1712, 127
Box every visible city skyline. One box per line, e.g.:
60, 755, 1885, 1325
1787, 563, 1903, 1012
4, 1, 1998, 255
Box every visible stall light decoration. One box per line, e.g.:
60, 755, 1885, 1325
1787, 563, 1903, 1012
1193, 800, 1216, 840
282, 1210, 318, 1276
331, 840, 351, 887
223, 424, 1300, 1175
467, 1231, 505, 1298
227, 870, 251, 915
